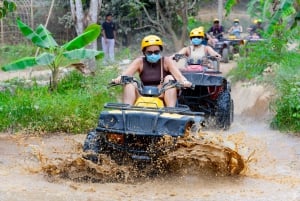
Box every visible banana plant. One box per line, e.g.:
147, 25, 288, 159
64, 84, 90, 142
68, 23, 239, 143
1, 19, 103, 91
0, 0, 16, 19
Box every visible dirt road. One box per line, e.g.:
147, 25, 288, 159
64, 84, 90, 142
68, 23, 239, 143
0, 61, 300, 201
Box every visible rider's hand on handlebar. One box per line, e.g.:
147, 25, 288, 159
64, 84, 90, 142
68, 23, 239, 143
214, 54, 222, 60
111, 75, 122, 84
181, 80, 192, 88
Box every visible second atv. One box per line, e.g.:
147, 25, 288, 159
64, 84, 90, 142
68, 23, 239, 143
173, 54, 234, 130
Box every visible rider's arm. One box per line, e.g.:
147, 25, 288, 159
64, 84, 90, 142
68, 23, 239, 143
172, 47, 189, 58
164, 57, 191, 87
205, 46, 221, 58
112, 57, 142, 83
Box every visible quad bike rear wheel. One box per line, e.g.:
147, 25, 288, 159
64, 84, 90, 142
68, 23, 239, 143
215, 90, 233, 130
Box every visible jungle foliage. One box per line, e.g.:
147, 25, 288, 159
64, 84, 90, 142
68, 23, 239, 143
226, 0, 300, 133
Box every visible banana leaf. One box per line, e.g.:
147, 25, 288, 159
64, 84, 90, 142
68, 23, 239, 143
35, 24, 58, 47
63, 24, 101, 51
36, 52, 55, 65
1, 57, 37, 71
63, 49, 103, 60
17, 19, 51, 49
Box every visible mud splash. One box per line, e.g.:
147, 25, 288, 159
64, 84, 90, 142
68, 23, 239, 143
36, 131, 246, 183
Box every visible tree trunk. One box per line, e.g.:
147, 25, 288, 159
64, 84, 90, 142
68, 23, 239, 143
70, 0, 102, 73
72, 0, 84, 34
85, 0, 100, 72
218, 0, 223, 24
50, 68, 60, 91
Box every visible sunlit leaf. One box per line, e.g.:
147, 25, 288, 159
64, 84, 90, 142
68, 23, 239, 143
17, 19, 50, 48
63, 24, 101, 51
35, 24, 58, 47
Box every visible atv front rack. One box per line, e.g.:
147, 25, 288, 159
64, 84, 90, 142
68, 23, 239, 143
104, 102, 204, 116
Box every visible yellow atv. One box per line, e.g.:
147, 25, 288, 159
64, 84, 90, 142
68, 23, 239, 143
83, 76, 205, 164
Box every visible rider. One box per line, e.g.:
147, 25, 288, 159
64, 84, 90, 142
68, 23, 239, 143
112, 35, 192, 107
248, 19, 263, 38
228, 19, 243, 38
208, 18, 224, 40
174, 28, 221, 65
198, 26, 214, 46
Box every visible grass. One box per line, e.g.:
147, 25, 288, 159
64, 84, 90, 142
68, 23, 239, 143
0, 66, 121, 134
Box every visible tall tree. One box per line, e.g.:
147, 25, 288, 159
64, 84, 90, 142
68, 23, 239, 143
69, 0, 102, 72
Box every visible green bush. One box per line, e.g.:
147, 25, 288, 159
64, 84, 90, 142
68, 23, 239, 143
271, 53, 300, 133
228, 25, 300, 133
0, 67, 121, 134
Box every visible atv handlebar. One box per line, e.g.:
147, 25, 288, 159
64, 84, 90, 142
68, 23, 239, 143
110, 76, 194, 96
172, 54, 219, 62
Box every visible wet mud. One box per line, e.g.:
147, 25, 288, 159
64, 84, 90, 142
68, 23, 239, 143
29, 129, 246, 183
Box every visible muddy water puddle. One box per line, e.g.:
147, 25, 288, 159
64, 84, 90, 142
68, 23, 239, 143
3, 130, 246, 183
1, 119, 300, 201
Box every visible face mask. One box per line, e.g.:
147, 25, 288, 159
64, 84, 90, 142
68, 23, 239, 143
191, 38, 202, 45
234, 22, 239, 26
146, 53, 161, 63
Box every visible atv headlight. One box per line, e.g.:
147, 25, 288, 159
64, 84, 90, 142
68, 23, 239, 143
99, 115, 117, 128
107, 133, 124, 144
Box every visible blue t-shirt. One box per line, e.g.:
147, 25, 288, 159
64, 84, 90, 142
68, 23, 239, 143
102, 21, 116, 39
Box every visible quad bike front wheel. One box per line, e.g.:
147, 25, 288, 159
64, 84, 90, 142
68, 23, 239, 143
212, 60, 220, 72
82, 130, 103, 163
215, 90, 233, 130
222, 48, 229, 63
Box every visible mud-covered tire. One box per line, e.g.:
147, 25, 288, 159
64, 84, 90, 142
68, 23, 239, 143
222, 48, 229, 63
212, 60, 220, 71
230, 99, 234, 124
215, 90, 232, 130
229, 45, 234, 60
82, 130, 102, 163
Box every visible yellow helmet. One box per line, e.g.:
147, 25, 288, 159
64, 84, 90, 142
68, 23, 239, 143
213, 18, 219, 23
234, 18, 239, 22
141, 35, 163, 51
197, 26, 204, 32
253, 19, 258, 24
190, 28, 204, 38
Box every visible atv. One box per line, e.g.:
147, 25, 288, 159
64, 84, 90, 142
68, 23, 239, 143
212, 35, 245, 63
83, 76, 205, 164
173, 54, 234, 130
